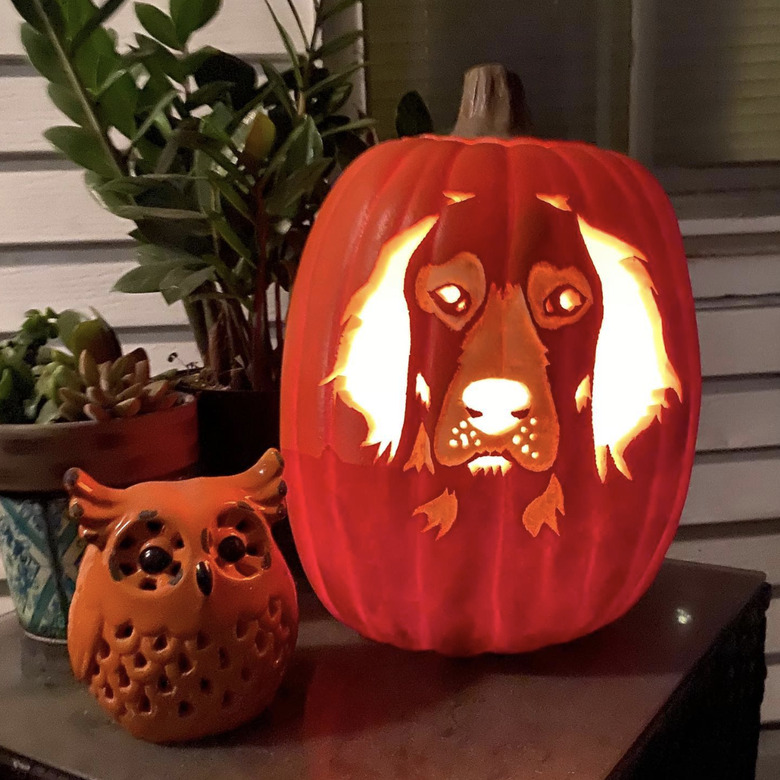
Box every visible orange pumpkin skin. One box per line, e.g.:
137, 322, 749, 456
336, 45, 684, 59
281, 137, 700, 655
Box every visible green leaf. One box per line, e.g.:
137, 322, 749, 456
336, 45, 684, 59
320, 116, 374, 138
209, 174, 252, 221
161, 266, 216, 301
47, 83, 88, 125
185, 81, 233, 109
134, 3, 181, 49
170, 0, 221, 44
10, 0, 47, 33
313, 29, 363, 60
114, 261, 185, 293
304, 62, 364, 99
284, 115, 323, 170
113, 204, 208, 221
395, 90, 433, 137
211, 214, 252, 259
318, 0, 361, 24
129, 88, 178, 150
136, 244, 206, 266
258, 58, 295, 119
97, 72, 138, 138
265, 158, 331, 216
70, 0, 127, 55
44, 126, 116, 177
20, 23, 67, 84
193, 51, 258, 109
263, 0, 302, 89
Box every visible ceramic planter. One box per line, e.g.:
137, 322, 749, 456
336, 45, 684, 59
0, 397, 198, 641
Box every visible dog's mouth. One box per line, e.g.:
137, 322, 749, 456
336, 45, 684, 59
467, 454, 513, 475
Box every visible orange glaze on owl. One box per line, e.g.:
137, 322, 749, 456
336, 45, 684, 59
64, 449, 298, 743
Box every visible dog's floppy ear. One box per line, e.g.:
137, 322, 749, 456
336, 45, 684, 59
323, 215, 439, 461
577, 216, 681, 481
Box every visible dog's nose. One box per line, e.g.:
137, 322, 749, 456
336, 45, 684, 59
462, 378, 531, 436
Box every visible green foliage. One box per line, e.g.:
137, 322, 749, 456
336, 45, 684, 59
0, 309, 124, 425
13, 0, 377, 391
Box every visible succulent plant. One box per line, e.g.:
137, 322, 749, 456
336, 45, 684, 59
58, 349, 178, 423
0, 309, 180, 425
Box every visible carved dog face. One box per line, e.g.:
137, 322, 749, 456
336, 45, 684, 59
325, 191, 680, 536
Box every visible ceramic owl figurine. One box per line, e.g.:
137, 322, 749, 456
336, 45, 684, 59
64, 449, 297, 743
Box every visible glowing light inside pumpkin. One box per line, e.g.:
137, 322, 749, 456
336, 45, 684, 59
443, 191, 475, 204
462, 378, 531, 436
575, 376, 591, 412
576, 216, 682, 481
324, 215, 439, 459
468, 455, 512, 475
415, 373, 431, 408
559, 288, 581, 312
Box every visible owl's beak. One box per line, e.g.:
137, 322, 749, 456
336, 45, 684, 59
195, 561, 213, 596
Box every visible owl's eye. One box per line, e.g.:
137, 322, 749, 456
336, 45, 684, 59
217, 535, 246, 563
139, 546, 172, 575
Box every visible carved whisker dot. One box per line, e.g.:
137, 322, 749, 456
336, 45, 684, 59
240, 667, 252, 682
235, 619, 249, 639
521, 445, 530, 454
178, 653, 193, 674
157, 675, 171, 692
222, 690, 235, 708
152, 634, 168, 652
104, 683, 114, 700
172, 534, 184, 549
178, 701, 193, 717
449, 439, 458, 448
532, 452, 539, 459
196, 631, 210, 650
134, 653, 147, 669
139, 578, 157, 591
512, 435, 521, 445
459, 421, 468, 429
199, 678, 212, 694
139, 695, 151, 714
97, 639, 110, 660
117, 666, 130, 689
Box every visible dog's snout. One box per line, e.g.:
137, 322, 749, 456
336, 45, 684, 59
462, 379, 531, 436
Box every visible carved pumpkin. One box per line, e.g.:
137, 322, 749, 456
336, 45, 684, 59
281, 133, 700, 655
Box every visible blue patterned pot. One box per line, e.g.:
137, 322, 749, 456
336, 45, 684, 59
0, 494, 85, 641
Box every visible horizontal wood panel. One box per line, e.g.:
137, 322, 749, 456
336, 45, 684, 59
0, 170, 128, 245
681, 451, 780, 525
689, 253, 780, 298
698, 306, 780, 376
697, 377, 780, 452
0, 77, 50, 154
763, 664, 780, 724
6, 170, 780, 247
0, 254, 188, 330
668, 532, 780, 583
0, 0, 313, 56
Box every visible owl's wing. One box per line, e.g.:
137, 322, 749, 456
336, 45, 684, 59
67, 547, 103, 681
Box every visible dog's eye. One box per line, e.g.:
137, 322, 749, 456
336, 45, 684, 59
543, 285, 585, 317
431, 284, 471, 315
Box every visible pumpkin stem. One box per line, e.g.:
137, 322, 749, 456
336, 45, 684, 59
453, 63, 531, 138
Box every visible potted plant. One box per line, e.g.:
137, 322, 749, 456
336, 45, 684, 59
0, 309, 198, 641
10, 0, 374, 475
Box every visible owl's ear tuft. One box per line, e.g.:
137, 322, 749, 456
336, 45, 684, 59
233, 449, 287, 524
63, 469, 123, 540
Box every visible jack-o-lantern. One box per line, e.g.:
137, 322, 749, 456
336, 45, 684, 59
281, 68, 700, 655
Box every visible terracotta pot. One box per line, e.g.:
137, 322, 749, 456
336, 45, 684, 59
0, 397, 199, 641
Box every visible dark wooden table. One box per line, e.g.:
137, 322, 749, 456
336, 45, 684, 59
0, 560, 769, 780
